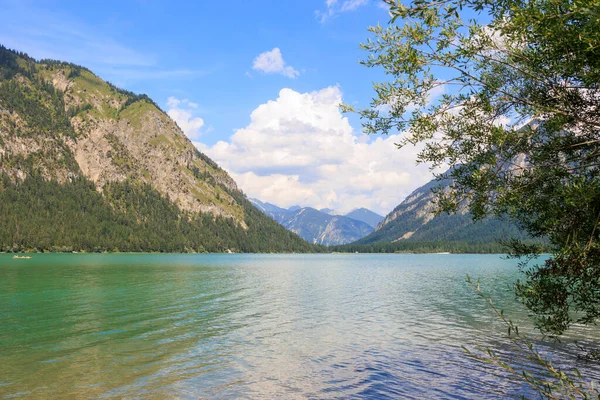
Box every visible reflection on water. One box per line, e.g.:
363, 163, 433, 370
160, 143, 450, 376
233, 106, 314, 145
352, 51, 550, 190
0, 254, 598, 398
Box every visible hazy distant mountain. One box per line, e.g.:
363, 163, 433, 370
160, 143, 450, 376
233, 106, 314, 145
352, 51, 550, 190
280, 208, 374, 246
319, 208, 336, 215
250, 200, 376, 245
345, 208, 384, 229
249, 198, 292, 219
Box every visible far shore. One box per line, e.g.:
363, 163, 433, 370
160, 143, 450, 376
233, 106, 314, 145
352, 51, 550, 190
0, 251, 522, 255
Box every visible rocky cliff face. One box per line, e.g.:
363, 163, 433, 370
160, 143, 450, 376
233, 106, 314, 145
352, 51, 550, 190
374, 178, 455, 235
0, 49, 244, 225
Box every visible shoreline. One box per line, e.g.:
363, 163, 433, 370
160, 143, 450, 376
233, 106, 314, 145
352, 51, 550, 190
1, 251, 517, 255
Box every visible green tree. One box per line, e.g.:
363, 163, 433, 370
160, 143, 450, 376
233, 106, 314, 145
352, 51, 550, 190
350, 0, 600, 335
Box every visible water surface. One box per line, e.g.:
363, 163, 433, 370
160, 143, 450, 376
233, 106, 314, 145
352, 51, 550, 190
1, 254, 598, 398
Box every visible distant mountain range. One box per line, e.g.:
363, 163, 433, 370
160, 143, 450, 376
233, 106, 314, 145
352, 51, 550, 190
319, 208, 336, 215
251, 168, 531, 252
249, 199, 383, 246
345, 208, 384, 229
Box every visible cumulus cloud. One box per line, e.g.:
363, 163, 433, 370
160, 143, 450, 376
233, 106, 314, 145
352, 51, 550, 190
167, 97, 205, 140
316, 0, 368, 22
252, 48, 300, 79
195, 87, 439, 215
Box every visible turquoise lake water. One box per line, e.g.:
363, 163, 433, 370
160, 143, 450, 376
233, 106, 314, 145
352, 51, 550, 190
1, 253, 599, 399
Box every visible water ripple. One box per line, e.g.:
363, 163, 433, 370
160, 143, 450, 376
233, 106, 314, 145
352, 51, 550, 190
1, 253, 599, 399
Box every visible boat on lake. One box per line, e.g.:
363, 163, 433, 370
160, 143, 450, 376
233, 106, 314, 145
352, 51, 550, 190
13, 255, 32, 259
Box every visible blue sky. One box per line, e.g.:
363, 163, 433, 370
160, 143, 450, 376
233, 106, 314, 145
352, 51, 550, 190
0, 0, 439, 214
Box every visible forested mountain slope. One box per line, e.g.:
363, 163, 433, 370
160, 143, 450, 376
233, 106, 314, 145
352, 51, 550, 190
0, 45, 316, 253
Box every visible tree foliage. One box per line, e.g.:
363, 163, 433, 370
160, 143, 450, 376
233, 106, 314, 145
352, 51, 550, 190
352, 0, 600, 334
330, 240, 542, 254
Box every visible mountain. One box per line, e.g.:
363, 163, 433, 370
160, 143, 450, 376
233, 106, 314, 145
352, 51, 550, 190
248, 199, 385, 245
249, 200, 375, 245
249, 198, 291, 218
319, 208, 336, 215
0, 45, 317, 253
344, 208, 384, 229
279, 208, 374, 246
346, 176, 530, 250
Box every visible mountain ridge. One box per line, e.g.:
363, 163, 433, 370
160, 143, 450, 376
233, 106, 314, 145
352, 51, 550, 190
0, 45, 317, 253
278, 207, 374, 246
249, 199, 381, 245
345, 208, 384, 229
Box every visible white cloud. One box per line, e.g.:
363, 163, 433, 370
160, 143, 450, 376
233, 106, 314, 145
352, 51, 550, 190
166, 97, 181, 108
167, 97, 206, 140
167, 97, 199, 109
340, 0, 368, 11
316, 0, 369, 22
252, 48, 300, 79
195, 87, 439, 215
377, 1, 391, 10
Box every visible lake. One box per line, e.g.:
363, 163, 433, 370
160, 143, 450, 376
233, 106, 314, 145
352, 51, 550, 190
1, 253, 599, 399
